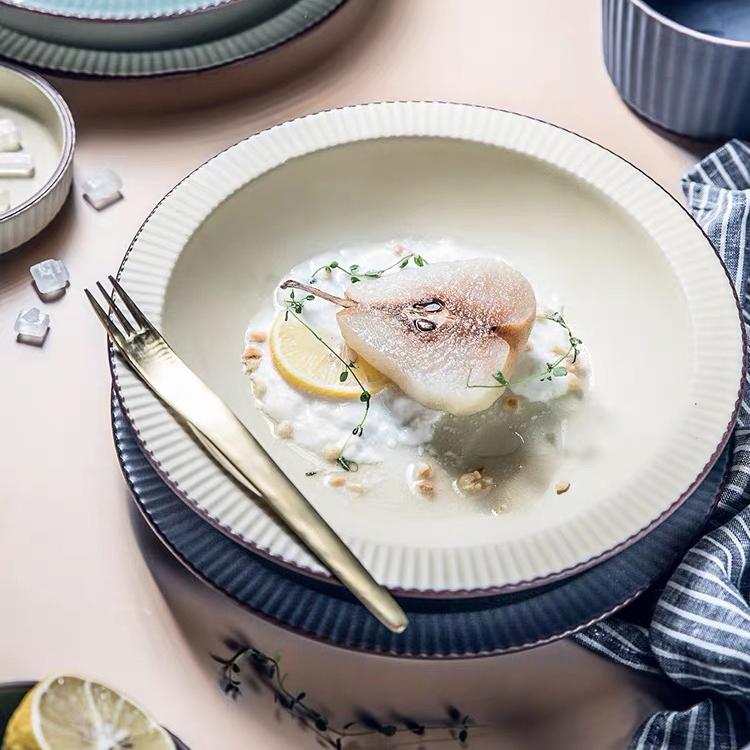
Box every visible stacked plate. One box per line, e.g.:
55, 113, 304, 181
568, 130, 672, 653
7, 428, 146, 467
0, 0, 345, 77
110, 101, 745, 658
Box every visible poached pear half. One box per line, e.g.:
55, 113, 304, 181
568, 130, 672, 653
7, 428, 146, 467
282, 258, 536, 416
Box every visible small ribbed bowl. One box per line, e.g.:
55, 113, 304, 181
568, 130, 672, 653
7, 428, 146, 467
0, 62, 74, 255
603, 0, 750, 139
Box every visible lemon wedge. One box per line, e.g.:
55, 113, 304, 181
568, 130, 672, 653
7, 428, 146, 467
2, 675, 175, 750
269, 312, 388, 399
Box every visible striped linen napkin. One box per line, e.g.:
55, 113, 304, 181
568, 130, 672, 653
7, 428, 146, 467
575, 141, 750, 749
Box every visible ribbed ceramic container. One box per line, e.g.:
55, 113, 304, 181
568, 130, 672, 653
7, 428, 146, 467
0, 63, 74, 254
603, 0, 750, 139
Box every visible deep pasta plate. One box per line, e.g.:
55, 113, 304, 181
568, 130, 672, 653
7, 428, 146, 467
112, 101, 744, 595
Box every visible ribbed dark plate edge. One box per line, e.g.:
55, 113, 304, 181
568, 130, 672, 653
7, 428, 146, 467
112, 394, 727, 659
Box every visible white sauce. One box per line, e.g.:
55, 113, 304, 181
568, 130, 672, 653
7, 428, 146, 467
244, 239, 591, 513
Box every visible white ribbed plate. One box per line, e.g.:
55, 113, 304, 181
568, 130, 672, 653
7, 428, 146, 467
113, 102, 744, 594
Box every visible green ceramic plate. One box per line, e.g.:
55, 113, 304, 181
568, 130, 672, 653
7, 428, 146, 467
0, 0, 343, 73
0, 682, 191, 749
0, 0, 291, 50
0, 0, 233, 18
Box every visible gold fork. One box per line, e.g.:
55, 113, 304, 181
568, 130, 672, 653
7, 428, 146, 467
86, 275, 408, 634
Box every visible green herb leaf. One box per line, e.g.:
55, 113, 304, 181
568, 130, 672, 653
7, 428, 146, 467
492, 371, 509, 386
467, 310, 582, 391
339, 371, 349, 382
336, 456, 359, 472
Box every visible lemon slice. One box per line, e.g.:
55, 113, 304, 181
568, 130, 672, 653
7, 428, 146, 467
3, 675, 175, 750
269, 312, 388, 399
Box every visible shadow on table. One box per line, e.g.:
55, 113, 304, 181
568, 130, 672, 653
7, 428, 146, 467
623, 103, 725, 161
49, 0, 392, 121
126, 496, 673, 750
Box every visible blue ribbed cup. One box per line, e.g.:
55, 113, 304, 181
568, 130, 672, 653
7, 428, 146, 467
603, 0, 750, 139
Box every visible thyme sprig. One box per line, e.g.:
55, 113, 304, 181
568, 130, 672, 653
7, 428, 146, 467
309, 252, 427, 285
467, 311, 582, 390
214, 644, 476, 747
283, 291, 369, 469
280, 252, 428, 469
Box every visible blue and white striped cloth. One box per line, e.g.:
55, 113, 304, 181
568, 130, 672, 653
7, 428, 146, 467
575, 141, 750, 749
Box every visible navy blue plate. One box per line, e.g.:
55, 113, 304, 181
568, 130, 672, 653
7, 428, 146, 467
113, 398, 727, 658
0, 682, 189, 749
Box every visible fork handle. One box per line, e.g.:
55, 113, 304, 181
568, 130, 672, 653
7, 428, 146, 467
136, 354, 408, 634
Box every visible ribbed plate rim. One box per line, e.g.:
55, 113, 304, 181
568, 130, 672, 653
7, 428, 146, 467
0, 0, 344, 78
0, 0, 236, 22
113, 394, 728, 658
111, 100, 745, 595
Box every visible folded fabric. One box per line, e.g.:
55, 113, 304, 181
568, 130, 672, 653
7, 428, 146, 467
574, 141, 750, 750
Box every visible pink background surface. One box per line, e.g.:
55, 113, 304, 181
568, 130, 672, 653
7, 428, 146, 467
0, 1, 710, 747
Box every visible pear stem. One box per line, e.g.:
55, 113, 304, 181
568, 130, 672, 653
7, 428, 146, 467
280, 279, 356, 308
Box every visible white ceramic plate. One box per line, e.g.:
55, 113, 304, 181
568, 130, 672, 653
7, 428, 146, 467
113, 102, 744, 594
0, 0, 342, 77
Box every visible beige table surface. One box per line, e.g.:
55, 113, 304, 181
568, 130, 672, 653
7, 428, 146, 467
0, 1, 712, 748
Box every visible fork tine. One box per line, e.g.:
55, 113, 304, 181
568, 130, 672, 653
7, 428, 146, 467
108, 275, 151, 331
85, 288, 127, 350
96, 281, 134, 334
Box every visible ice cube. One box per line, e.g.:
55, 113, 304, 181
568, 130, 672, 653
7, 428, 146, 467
14, 307, 50, 343
0, 188, 9, 212
30, 258, 69, 294
82, 168, 123, 209
0, 118, 20, 151
0, 152, 33, 177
